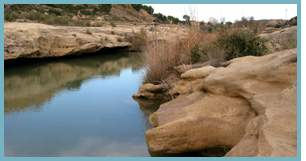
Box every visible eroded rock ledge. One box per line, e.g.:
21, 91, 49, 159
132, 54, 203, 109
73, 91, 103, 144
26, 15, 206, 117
134, 48, 297, 156
5, 22, 189, 61
4, 22, 137, 60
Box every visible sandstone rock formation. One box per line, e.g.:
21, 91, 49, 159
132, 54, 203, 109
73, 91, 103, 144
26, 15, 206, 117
260, 26, 297, 53
136, 49, 297, 156
180, 66, 215, 79
5, 22, 188, 60
132, 83, 168, 100
4, 22, 134, 60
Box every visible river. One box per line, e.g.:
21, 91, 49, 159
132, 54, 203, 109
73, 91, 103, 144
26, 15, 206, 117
4, 52, 153, 156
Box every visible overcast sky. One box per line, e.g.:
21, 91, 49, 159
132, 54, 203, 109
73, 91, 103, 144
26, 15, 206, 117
146, 4, 297, 22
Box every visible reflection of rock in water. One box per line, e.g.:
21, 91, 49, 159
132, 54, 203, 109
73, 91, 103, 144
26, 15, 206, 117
132, 82, 170, 119
133, 98, 161, 116
5, 52, 144, 113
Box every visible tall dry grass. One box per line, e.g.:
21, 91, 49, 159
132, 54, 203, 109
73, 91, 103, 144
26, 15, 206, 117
144, 25, 217, 82
144, 41, 179, 82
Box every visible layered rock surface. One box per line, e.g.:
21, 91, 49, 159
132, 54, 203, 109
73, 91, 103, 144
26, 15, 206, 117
4, 22, 135, 60
5, 22, 188, 60
135, 49, 297, 156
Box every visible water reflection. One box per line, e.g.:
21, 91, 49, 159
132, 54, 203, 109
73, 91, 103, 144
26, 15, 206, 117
5, 52, 152, 156
5, 53, 143, 113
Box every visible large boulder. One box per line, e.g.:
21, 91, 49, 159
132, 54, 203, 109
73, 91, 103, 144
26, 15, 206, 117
144, 48, 297, 156
146, 93, 256, 156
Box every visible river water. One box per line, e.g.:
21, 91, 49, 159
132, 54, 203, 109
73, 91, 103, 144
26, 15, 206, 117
4, 52, 152, 156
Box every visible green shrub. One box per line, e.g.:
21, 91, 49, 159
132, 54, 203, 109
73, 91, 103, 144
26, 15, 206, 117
167, 16, 180, 24
5, 12, 19, 21
190, 44, 203, 63
153, 13, 169, 23
153, 13, 180, 24
131, 4, 154, 15
27, 11, 46, 21
189, 29, 268, 65
4, 4, 113, 26
48, 8, 63, 16
216, 30, 267, 60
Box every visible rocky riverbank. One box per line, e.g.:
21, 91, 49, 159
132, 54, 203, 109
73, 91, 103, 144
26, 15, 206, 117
5, 16, 297, 157
133, 48, 297, 156
4, 22, 188, 60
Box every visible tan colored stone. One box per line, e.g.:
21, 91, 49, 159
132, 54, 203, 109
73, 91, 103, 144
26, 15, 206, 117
146, 94, 255, 155
5, 22, 190, 60
132, 83, 168, 100
4, 22, 132, 60
144, 48, 297, 156
181, 66, 215, 79
260, 26, 296, 53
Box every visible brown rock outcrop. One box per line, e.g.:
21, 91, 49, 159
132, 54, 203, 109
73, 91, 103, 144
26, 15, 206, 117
4, 22, 135, 60
5, 22, 189, 60
137, 48, 297, 156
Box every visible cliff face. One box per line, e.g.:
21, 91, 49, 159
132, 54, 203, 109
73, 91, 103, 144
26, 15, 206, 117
134, 48, 297, 156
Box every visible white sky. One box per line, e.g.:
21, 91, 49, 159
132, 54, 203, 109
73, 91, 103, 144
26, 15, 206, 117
146, 4, 297, 22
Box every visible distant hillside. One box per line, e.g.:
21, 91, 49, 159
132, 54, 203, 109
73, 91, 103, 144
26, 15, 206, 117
4, 4, 156, 26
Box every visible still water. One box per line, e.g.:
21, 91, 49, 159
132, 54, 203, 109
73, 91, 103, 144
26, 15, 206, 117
4, 53, 152, 156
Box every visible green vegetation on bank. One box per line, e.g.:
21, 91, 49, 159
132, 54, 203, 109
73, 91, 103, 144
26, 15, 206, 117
5, 4, 113, 26
131, 4, 154, 15
216, 30, 267, 60
152, 13, 181, 24
4, 4, 182, 26
145, 26, 268, 82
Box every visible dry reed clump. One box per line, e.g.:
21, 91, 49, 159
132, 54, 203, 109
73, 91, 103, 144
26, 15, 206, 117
144, 28, 212, 82
144, 41, 181, 82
